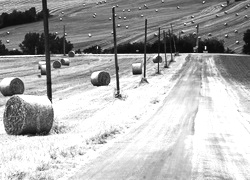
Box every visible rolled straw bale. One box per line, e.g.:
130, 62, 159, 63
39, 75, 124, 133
91, 71, 111, 86
3, 95, 54, 135
38, 61, 46, 69
68, 51, 75, 57
41, 64, 46, 75
152, 55, 163, 63
61, 58, 70, 66
0, 77, 24, 96
132, 63, 142, 75
53, 60, 62, 69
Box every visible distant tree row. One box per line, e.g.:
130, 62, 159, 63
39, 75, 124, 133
19, 32, 73, 55
100, 34, 226, 54
0, 32, 73, 55
0, 7, 51, 29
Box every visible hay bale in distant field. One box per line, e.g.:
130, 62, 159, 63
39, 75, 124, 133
152, 55, 163, 63
132, 63, 142, 75
3, 95, 54, 135
0, 77, 24, 96
68, 51, 75, 57
91, 71, 111, 86
61, 58, 70, 66
41, 64, 46, 75
38, 61, 46, 69
53, 60, 61, 69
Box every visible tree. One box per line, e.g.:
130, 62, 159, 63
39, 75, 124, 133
0, 40, 9, 55
242, 29, 250, 54
19, 32, 73, 55
19, 32, 40, 54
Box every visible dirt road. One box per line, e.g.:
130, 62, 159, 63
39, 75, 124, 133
70, 54, 250, 180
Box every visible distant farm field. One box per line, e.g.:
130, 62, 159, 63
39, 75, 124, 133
1, 0, 250, 53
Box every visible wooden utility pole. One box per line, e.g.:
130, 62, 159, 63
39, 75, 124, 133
170, 23, 177, 55
42, 0, 52, 102
163, 30, 168, 68
169, 29, 174, 62
157, 27, 160, 74
112, 7, 121, 98
196, 24, 200, 53
63, 25, 66, 56
143, 19, 147, 79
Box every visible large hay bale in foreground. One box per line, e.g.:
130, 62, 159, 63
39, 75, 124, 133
41, 64, 46, 75
68, 51, 75, 57
0, 77, 25, 96
152, 55, 163, 63
91, 71, 111, 86
3, 95, 54, 135
53, 60, 62, 69
38, 61, 46, 69
132, 63, 142, 75
61, 58, 70, 66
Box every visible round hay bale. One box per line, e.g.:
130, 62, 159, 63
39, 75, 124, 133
61, 58, 70, 66
0, 77, 25, 97
68, 51, 75, 57
41, 64, 46, 75
38, 61, 46, 69
132, 63, 142, 75
53, 60, 61, 69
3, 95, 54, 135
152, 55, 163, 63
91, 71, 111, 86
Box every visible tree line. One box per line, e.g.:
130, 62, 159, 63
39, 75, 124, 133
0, 7, 50, 29
2, 29, 250, 55
0, 32, 73, 55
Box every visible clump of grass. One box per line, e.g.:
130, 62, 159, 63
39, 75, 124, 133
87, 127, 120, 145
50, 121, 70, 134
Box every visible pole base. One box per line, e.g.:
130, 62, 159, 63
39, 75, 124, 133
140, 77, 149, 84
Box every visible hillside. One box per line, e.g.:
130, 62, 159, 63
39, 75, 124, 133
0, 0, 250, 53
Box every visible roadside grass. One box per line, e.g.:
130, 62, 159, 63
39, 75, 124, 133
0, 54, 187, 180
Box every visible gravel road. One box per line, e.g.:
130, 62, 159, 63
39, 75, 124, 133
70, 54, 250, 180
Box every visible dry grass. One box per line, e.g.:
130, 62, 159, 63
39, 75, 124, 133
0, 53, 188, 179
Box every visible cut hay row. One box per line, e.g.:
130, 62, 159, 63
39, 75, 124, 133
0, 77, 25, 96
3, 95, 54, 135
91, 71, 110, 86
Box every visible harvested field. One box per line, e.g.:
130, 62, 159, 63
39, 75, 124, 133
1, 53, 250, 179
0, 0, 250, 53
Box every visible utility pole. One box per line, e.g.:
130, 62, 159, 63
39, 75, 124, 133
112, 7, 121, 98
196, 24, 199, 53
171, 23, 177, 55
157, 27, 160, 74
169, 29, 174, 62
63, 25, 66, 56
142, 18, 148, 82
42, 0, 52, 102
163, 30, 168, 68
